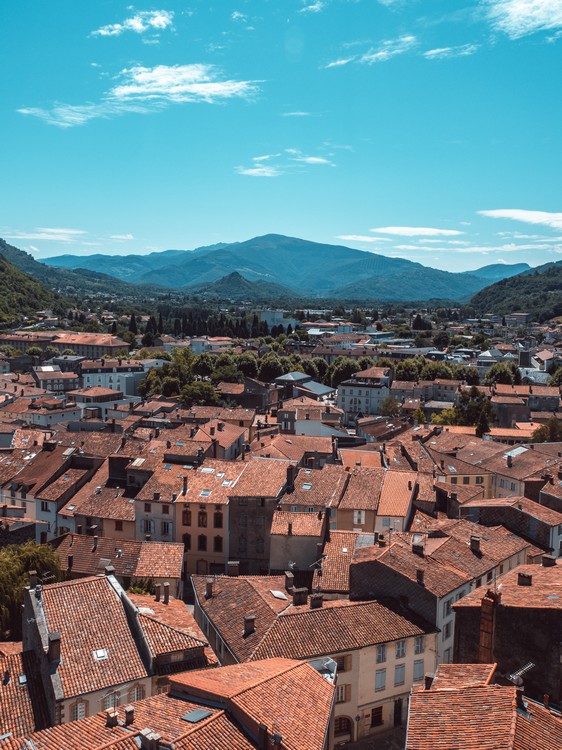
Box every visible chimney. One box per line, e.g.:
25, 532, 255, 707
310, 593, 323, 609
243, 614, 256, 637
516, 688, 526, 711
378, 534, 386, 547
543, 694, 550, 708
106, 711, 119, 728
288, 521, 293, 536
105, 565, 115, 577
227, 560, 240, 577
307, 456, 315, 469
541, 554, 556, 567
183, 476, 188, 495
210, 426, 216, 436
440, 459, 445, 470
218, 422, 224, 432
155, 583, 161, 602
163, 582, 170, 605
205, 578, 213, 599
517, 572, 532, 586
412, 541, 424, 557
292, 587, 308, 606
408, 480, 412, 491
92, 535, 98, 552
166, 440, 171, 449
284, 571, 294, 592
124, 705, 135, 725
29, 570, 38, 589
48, 632, 61, 663
416, 568, 425, 586
470, 535, 481, 554
507, 454, 513, 468
286, 465, 296, 491
139, 729, 161, 750
424, 674, 434, 690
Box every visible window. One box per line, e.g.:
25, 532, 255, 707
162, 504, 169, 515
198, 534, 207, 552
442, 622, 452, 641
443, 647, 452, 664
371, 706, 383, 727
213, 512, 223, 529
142, 519, 154, 535
161, 521, 171, 536
144, 503, 151, 513
353, 510, 365, 525
414, 636, 424, 655
114, 520, 123, 532
395, 640, 405, 659
376, 644, 386, 663
41, 501, 49, 512
213, 535, 223, 553
71, 701, 87, 720
198, 511, 207, 528
476, 476, 483, 484
382, 517, 390, 527
129, 685, 144, 702
334, 716, 352, 736
450, 477, 458, 485
413, 659, 425, 682
486, 570, 493, 583
183, 533, 191, 550
375, 669, 386, 692
463, 476, 470, 485
102, 692, 120, 710
443, 599, 452, 618
182, 509, 192, 526
394, 664, 405, 686
335, 654, 350, 672
335, 684, 349, 703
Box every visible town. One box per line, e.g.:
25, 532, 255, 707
0, 303, 560, 749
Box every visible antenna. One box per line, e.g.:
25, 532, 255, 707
507, 662, 535, 686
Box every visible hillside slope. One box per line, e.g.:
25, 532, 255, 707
187, 271, 300, 301
471, 261, 562, 320
0, 253, 66, 326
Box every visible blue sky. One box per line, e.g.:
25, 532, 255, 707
2, 0, 562, 272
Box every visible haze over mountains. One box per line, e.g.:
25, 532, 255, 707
42, 234, 531, 302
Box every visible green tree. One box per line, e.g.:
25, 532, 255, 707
431, 407, 458, 425
0, 542, 63, 639
548, 366, 562, 386
26, 346, 43, 357
380, 396, 401, 417
412, 407, 426, 424
475, 408, 490, 438
257, 353, 285, 382
484, 361, 521, 386
329, 357, 361, 388
420, 362, 454, 380
395, 358, 423, 382
180, 381, 220, 407
532, 416, 562, 443
433, 330, 450, 349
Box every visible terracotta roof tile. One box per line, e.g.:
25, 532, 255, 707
0, 651, 49, 737
270, 510, 324, 537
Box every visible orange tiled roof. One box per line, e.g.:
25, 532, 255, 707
270, 510, 324, 537
0, 650, 49, 737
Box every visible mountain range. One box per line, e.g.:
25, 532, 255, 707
41, 234, 531, 302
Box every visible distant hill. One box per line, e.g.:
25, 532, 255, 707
471, 261, 562, 320
0, 253, 65, 326
187, 271, 300, 301
462, 262, 531, 282
0, 239, 157, 299
37, 234, 531, 302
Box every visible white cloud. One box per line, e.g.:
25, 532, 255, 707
479, 208, 562, 230
236, 164, 282, 177
92, 10, 174, 38
371, 226, 464, 236
282, 111, 312, 117
423, 43, 479, 59
231, 11, 247, 22
110, 233, 134, 240
324, 35, 416, 68
299, 1, 326, 13
18, 64, 260, 127
483, 0, 562, 39
292, 155, 334, 165
336, 235, 391, 243
5, 227, 87, 242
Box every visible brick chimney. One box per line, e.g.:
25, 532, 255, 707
163, 582, 170, 605
310, 593, 323, 609
48, 632, 61, 663
183, 476, 188, 495
227, 560, 240, 577
292, 587, 308, 606
412, 540, 424, 557
92, 535, 98, 552
470, 535, 481, 554
507, 454, 513, 468
124, 705, 135, 725
541, 554, 556, 567
155, 583, 161, 602
517, 572, 532, 586
210, 426, 216, 436
243, 614, 256, 637
106, 711, 119, 728
218, 422, 224, 432
416, 568, 425, 586
284, 571, 294, 592
205, 578, 213, 599
286, 465, 295, 492
67, 554, 73, 572
139, 729, 161, 750
424, 673, 434, 690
